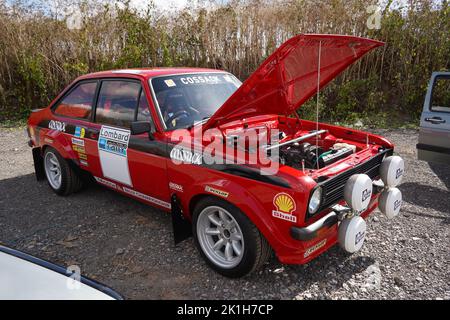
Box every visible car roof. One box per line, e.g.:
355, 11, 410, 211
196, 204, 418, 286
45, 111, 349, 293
76, 67, 225, 81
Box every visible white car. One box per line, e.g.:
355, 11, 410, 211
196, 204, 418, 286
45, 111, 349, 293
0, 245, 122, 300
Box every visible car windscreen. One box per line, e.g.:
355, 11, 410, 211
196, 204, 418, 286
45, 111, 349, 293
150, 73, 241, 130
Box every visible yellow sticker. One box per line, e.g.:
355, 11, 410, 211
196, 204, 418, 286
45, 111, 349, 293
72, 145, 86, 154
272, 193, 297, 223
78, 153, 88, 160
164, 79, 176, 87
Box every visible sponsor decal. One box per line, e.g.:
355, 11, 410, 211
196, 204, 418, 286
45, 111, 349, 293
362, 188, 372, 202
44, 137, 54, 144
122, 187, 171, 209
180, 75, 219, 85
98, 126, 132, 186
205, 186, 229, 198
169, 182, 183, 192
78, 153, 88, 160
396, 168, 404, 179
223, 75, 234, 83
98, 126, 130, 157
328, 162, 348, 173
48, 120, 66, 132
272, 193, 297, 223
355, 230, 365, 245
79, 159, 89, 166
94, 176, 117, 189
72, 145, 86, 154
71, 137, 84, 147
74, 126, 85, 138
304, 239, 327, 258
394, 199, 402, 211
164, 79, 176, 87
170, 146, 203, 165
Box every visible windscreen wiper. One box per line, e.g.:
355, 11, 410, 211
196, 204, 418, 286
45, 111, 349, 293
187, 116, 211, 130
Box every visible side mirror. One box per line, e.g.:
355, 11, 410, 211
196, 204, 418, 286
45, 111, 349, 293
130, 121, 155, 140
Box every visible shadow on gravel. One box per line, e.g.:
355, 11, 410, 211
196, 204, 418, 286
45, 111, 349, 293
429, 162, 450, 191
281, 252, 376, 298
400, 182, 450, 223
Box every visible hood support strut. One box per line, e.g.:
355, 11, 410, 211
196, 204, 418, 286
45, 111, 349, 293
264, 130, 328, 151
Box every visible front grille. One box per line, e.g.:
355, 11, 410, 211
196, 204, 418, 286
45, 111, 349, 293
312, 148, 393, 216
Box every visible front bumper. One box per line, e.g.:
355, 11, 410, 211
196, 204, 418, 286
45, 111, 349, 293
290, 211, 338, 241
277, 197, 379, 265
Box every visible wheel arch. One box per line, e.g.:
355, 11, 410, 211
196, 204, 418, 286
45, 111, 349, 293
185, 183, 288, 254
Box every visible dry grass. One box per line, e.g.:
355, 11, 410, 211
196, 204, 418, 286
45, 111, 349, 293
0, 0, 448, 124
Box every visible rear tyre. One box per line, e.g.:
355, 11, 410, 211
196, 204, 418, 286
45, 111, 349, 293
43, 147, 83, 196
193, 197, 271, 278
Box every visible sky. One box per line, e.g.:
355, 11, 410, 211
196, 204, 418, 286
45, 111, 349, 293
131, 0, 189, 10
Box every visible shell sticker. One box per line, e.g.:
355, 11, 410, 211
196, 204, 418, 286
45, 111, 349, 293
272, 193, 297, 223
164, 79, 176, 87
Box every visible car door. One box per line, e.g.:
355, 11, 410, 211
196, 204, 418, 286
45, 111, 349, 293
417, 72, 450, 165
93, 78, 170, 210
50, 80, 102, 177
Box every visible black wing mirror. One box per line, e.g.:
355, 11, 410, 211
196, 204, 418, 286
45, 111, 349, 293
130, 121, 155, 140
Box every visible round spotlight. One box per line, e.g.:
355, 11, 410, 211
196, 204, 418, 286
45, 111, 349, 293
380, 156, 404, 187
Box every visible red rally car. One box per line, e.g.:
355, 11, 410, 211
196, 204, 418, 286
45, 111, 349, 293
27, 34, 405, 277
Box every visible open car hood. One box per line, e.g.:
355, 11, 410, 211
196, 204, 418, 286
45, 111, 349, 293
204, 34, 383, 130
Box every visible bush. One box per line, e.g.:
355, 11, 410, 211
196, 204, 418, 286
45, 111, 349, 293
0, 0, 448, 125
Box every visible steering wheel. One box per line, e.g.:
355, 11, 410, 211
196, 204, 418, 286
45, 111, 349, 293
166, 110, 190, 128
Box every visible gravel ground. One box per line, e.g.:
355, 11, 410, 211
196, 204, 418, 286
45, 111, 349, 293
0, 126, 448, 300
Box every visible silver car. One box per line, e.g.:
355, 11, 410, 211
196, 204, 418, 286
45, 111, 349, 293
417, 72, 450, 165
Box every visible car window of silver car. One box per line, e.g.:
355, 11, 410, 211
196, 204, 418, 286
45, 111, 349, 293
430, 76, 450, 113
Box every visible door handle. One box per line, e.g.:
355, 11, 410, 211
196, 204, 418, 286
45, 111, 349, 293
425, 117, 446, 124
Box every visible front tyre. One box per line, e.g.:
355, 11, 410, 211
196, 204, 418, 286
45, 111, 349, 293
193, 197, 271, 278
43, 147, 83, 196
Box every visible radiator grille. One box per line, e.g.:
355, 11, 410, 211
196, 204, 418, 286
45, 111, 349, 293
311, 148, 393, 217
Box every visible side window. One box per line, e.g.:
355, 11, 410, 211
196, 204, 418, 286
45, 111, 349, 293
95, 80, 141, 128
137, 91, 152, 122
431, 76, 450, 113
54, 82, 97, 119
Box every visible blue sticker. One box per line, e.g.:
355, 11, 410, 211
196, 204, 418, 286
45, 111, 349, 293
99, 138, 106, 150
74, 126, 85, 138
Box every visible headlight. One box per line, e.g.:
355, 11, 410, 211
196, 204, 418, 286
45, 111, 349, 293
308, 187, 322, 214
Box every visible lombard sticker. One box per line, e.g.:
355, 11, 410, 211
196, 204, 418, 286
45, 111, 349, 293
79, 159, 89, 166
169, 182, 183, 192
164, 79, 176, 87
205, 186, 228, 198
98, 126, 130, 157
272, 193, 297, 223
304, 239, 327, 258
98, 126, 132, 186
48, 120, 66, 132
170, 146, 202, 165
74, 126, 86, 138
71, 137, 84, 147
44, 137, 54, 144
